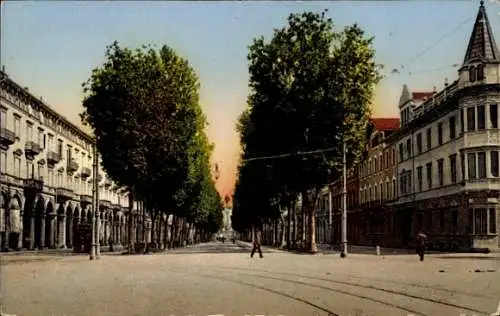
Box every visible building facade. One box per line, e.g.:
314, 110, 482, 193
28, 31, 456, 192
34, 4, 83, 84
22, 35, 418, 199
358, 118, 400, 246
0, 71, 149, 251
392, 2, 500, 251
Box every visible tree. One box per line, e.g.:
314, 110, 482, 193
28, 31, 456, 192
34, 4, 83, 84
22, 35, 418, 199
81, 42, 209, 252
242, 10, 381, 253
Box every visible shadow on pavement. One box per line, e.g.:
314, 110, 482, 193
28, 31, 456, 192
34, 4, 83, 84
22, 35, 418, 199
167, 243, 253, 254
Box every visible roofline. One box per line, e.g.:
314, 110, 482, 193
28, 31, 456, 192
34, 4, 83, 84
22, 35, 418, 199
0, 71, 95, 143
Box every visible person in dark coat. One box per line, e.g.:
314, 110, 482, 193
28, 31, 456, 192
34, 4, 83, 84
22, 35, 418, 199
251, 226, 263, 258
416, 231, 428, 261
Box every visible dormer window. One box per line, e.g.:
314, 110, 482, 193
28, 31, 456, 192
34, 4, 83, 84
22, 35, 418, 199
469, 66, 477, 82
477, 64, 485, 81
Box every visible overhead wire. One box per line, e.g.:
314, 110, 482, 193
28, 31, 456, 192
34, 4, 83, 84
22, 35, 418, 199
240, 2, 494, 163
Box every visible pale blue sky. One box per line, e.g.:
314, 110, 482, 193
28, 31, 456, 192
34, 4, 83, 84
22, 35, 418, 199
1, 1, 498, 195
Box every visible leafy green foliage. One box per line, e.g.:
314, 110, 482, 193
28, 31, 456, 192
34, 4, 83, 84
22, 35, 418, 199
234, 10, 381, 251
81, 41, 222, 234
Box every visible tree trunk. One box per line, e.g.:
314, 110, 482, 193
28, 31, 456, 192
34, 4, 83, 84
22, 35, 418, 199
169, 215, 176, 249
127, 190, 135, 254
273, 220, 278, 246
149, 210, 157, 252
303, 190, 318, 254
286, 204, 292, 249
141, 202, 146, 248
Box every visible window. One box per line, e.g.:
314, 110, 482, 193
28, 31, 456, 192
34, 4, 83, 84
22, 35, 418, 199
438, 122, 443, 145
37, 164, 44, 180
67, 146, 72, 163
416, 133, 422, 154
386, 181, 389, 200
48, 169, 54, 187
38, 128, 44, 148
472, 208, 487, 234
0, 151, 6, 173
26, 121, 33, 141
491, 104, 498, 128
449, 116, 456, 139
450, 154, 457, 183
417, 166, 423, 192
426, 162, 432, 189
489, 208, 497, 234
460, 108, 465, 133
399, 143, 404, 162
57, 139, 63, 157
478, 105, 485, 130
406, 139, 411, 158
48, 134, 54, 151
426, 128, 432, 150
492, 151, 499, 177
14, 155, 21, 178
468, 153, 477, 179
392, 179, 396, 198
0, 107, 6, 129
478, 152, 486, 179
469, 67, 477, 82
13, 114, 20, 136
467, 107, 476, 131
461, 153, 465, 180
379, 183, 383, 200
438, 159, 444, 186
26, 161, 34, 178
477, 64, 485, 81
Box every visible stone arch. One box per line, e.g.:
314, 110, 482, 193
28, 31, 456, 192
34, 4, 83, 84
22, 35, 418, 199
45, 201, 54, 248
34, 196, 45, 249
65, 203, 73, 248
6, 194, 23, 250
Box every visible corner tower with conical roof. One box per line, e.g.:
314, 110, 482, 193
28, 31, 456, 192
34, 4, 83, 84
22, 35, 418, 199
458, 0, 500, 86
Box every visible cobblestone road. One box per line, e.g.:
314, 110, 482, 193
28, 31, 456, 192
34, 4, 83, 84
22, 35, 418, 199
1, 241, 499, 316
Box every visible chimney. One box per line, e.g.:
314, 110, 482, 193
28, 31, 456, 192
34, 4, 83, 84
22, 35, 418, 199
1, 65, 5, 73
24, 87, 29, 91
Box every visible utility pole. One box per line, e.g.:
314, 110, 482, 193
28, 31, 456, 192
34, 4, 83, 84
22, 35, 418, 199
95, 150, 101, 259
341, 141, 348, 258
90, 142, 98, 260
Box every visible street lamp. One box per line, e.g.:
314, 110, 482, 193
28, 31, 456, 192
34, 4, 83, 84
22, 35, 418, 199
90, 142, 101, 260
340, 141, 348, 258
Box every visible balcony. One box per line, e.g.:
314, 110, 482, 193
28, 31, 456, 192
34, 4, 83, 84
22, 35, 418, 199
67, 160, 79, 174
99, 199, 111, 209
23, 178, 44, 194
104, 178, 112, 188
112, 203, 121, 210
0, 128, 16, 148
81, 167, 91, 178
80, 194, 92, 207
96, 174, 103, 183
56, 187, 76, 203
47, 151, 61, 166
25, 141, 42, 157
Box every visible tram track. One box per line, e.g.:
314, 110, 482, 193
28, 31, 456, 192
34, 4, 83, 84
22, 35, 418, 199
180, 264, 490, 316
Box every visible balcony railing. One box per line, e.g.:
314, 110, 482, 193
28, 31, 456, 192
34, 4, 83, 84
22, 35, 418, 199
23, 178, 44, 193
0, 128, 16, 147
99, 199, 111, 209
47, 151, 61, 165
104, 178, 112, 187
25, 141, 42, 156
81, 167, 91, 178
80, 194, 92, 206
67, 160, 79, 173
56, 187, 76, 202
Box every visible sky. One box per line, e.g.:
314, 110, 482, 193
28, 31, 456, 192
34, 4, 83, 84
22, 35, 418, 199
2, 1, 499, 199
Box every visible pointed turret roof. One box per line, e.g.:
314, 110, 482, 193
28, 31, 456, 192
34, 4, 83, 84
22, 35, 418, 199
463, 0, 500, 66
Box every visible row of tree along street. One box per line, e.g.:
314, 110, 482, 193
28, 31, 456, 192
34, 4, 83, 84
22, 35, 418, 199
80, 43, 224, 254
231, 10, 382, 253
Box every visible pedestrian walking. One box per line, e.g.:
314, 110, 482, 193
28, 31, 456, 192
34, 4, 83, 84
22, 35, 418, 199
250, 226, 263, 258
416, 231, 427, 261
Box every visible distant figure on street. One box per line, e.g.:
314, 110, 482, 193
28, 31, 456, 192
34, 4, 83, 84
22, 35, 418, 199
416, 231, 428, 261
251, 227, 263, 258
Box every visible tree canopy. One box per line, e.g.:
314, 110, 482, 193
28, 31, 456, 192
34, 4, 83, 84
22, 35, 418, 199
81, 41, 223, 243
233, 10, 381, 252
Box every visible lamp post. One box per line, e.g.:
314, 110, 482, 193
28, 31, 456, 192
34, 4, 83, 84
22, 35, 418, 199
341, 141, 348, 258
90, 142, 101, 260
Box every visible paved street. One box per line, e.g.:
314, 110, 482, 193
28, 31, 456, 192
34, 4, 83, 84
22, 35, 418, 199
1, 242, 499, 316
